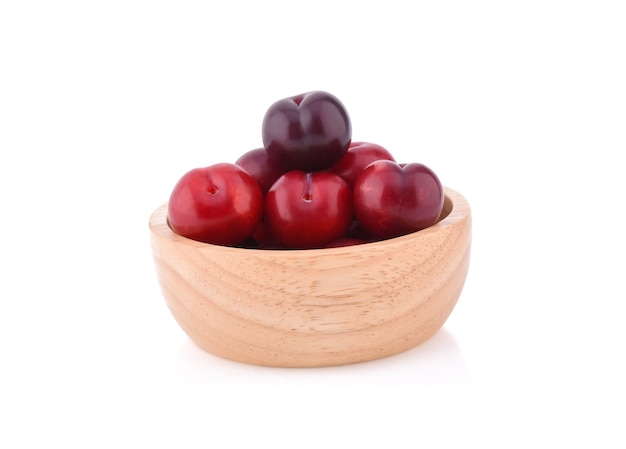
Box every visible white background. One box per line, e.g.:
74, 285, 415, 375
1, 0, 625, 447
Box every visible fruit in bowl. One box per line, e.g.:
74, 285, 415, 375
264, 170, 354, 249
150, 91, 472, 367
353, 160, 445, 239
262, 90, 352, 172
167, 163, 263, 246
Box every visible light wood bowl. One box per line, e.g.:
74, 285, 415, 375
149, 187, 471, 367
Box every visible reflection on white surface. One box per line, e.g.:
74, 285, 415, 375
170, 327, 469, 384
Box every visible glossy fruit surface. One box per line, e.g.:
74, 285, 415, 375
353, 160, 444, 239
235, 147, 286, 194
262, 91, 351, 171
330, 141, 396, 187
265, 170, 353, 248
168, 163, 263, 245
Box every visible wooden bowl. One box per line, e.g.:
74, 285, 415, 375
149, 187, 471, 367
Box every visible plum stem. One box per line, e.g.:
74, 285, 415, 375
302, 172, 313, 202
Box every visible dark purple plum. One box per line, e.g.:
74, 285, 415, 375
262, 91, 351, 171
235, 147, 286, 194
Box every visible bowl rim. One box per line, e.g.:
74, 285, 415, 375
149, 186, 470, 256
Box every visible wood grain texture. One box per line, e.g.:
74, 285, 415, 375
149, 187, 472, 367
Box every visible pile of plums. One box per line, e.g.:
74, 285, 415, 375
167, 91, 444, 249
